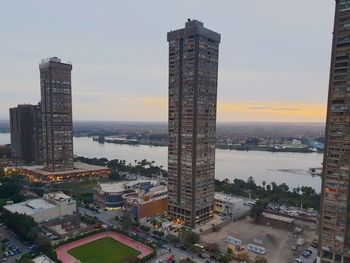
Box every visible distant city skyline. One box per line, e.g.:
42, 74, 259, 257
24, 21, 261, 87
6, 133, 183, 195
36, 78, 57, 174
0, 1, 334, 122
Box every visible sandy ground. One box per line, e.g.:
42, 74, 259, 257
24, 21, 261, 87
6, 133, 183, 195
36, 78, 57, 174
200, 217, 317, 263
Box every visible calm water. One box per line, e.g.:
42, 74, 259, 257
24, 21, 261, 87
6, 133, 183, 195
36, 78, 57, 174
0, 133, 322, 192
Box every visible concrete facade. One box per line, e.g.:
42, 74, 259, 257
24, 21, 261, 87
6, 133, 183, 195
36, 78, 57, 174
167, 20, 220, 227
125, 185, 168, 221
214, 193, 245, 218
40, 57, 74, 172
319, 1, 350, 262
9, 104, 36, 163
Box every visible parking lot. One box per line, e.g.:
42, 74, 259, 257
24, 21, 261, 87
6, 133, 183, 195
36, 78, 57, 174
0, 224, 29, 262
294, 243, 317, 263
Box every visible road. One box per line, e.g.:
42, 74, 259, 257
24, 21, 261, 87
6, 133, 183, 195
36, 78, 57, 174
0, 226, 29, 263
150, 244, 211, 263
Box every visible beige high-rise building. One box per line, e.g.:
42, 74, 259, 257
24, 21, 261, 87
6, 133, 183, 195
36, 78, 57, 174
167, 20, 220, 228
318, 1, 350, 262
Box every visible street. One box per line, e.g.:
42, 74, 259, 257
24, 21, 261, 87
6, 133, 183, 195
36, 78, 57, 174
150, 244, 210, 263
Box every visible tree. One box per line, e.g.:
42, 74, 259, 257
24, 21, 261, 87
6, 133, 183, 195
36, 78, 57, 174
255, 255, 268, 263
34, 235, 51, 254
190, 244, 202, 254
180, 231, 200, 244
109, 171, 121, 180
4, 212, 38, 241
120, 213, 133, 231
227, 247, 233, 254
262, 180, 266, 189
270, 182, 278, 192
218, 254, 232, 263
249, 200, 267, 222
278, 183, 289, 192
205, 242, 219, 253
166, 234, 180, 245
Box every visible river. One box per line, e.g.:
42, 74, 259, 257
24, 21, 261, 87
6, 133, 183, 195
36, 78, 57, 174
0, 133, 322, 192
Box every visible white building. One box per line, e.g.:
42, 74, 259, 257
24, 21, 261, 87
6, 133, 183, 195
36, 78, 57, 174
43, 191, 76, 216
214, 193, 245, 218
33, 255, 55, 263
3, 192, 76, 222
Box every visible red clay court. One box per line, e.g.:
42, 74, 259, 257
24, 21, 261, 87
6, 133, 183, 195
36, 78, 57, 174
56, 231, 153, 263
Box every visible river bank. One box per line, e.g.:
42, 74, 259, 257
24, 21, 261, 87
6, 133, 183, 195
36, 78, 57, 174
0, 133, 323, 192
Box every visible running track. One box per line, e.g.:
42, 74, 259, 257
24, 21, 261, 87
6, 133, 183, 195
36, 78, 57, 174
56, 231, 153, 263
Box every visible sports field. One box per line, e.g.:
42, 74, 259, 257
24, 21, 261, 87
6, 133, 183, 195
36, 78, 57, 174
56, 232, 153, 263
68, 237, 140, 263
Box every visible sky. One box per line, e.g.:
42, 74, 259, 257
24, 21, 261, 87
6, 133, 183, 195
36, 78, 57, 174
0, 1, 334, 122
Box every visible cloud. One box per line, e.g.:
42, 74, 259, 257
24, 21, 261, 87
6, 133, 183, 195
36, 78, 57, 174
273, 108, 300, 111
248, 106, 273, 110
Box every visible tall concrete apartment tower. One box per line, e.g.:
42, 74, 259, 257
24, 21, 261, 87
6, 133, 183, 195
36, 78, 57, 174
40, 57, 74, 172
9, 104, 36, 163
319, 1, 350, 262
167, 20, 220, 228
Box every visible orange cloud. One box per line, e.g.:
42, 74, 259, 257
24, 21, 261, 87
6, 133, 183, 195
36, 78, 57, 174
73, 91, 327, 122
218, 101, 326, 122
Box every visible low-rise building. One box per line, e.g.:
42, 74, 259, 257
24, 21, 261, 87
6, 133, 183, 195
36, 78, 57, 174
19, 161, 110, 182
3, 191, 76, 222
125, 185, 168, 221
43, 192, 76, 216
260, 212, 295, 231
214, 193, 245, 218
95, 179, 158, 210
33, 255, 55, 263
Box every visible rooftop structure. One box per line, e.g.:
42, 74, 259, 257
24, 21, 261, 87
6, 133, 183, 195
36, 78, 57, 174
261, 212, 295, 224
4, 198, 56, 216
95, 179, 159, 210
3, 192, 76, 222
19, 161, 110, 181
33, 255, 55, 263
98, 179, 158, 193
125, 185, 168, 221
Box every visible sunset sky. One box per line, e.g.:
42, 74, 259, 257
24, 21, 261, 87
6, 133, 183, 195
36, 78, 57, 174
0, 1, 334, 122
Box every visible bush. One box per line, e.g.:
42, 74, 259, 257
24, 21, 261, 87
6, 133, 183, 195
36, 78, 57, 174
140, 225, 150, 232
152, 230, 164, 237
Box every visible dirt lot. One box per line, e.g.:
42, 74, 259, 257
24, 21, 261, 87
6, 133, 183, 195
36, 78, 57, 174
200, 217, 317, 263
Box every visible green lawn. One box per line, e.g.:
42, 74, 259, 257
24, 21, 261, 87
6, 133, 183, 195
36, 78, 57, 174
68, 237, 141, 263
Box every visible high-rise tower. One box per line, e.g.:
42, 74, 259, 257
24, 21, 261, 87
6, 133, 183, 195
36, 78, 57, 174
319, 1, 350, 262
9, 104, 36, 163
40, 57, 74, 172
167, 20, 220, 227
